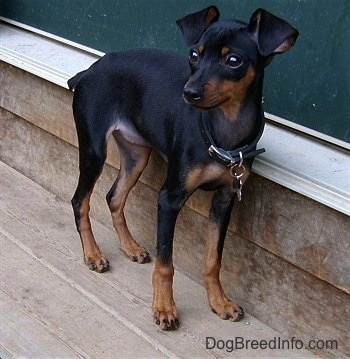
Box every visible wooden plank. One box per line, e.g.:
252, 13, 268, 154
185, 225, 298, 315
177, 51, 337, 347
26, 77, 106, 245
0, 293, 84, 358
0, 234, 165, 358
0, 161, 317, 359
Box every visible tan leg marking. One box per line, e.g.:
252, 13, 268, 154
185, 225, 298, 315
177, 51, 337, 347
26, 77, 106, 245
152, 259, 179, 330
109, 141, 151, 263
203, 223, 244, 321
79, 193, 109, 272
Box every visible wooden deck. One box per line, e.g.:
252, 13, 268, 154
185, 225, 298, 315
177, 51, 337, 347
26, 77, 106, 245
0, 161, 317, 358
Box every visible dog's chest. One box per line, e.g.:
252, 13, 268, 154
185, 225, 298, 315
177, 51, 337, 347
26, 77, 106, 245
185, 162, 250, 192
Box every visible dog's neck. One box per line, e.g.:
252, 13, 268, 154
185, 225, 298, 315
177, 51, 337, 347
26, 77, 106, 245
206, 73, 264, 151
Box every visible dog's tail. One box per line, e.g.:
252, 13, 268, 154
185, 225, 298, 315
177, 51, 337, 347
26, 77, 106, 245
67, 70, 87, 91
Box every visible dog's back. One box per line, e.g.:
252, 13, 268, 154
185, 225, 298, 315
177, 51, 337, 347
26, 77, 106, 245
70, 49, 202, 158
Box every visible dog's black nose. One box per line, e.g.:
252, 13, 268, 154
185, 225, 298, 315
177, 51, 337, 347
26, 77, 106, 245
183, 87, 202, 102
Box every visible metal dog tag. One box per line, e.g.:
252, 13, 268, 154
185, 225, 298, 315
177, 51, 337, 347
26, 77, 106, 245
236, 188, 242, 202
233, 178, 243, 202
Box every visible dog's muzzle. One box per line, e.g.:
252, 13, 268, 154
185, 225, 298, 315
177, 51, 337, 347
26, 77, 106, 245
183, 86, 202, 103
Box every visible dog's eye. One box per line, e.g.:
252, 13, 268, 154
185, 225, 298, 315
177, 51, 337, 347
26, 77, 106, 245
226, 55, 243, 68
189, 49, 200, 64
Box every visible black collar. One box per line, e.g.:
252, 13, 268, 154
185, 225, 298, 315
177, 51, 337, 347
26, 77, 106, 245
198, 113, 265, 167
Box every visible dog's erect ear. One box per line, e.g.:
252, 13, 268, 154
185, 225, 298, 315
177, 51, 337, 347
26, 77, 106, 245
176, 6, 220, 46
248, 9, 299, 57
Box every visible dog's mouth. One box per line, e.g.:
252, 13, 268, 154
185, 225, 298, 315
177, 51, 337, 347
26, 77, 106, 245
183, 92, 229, 110
182, 80, 231, 110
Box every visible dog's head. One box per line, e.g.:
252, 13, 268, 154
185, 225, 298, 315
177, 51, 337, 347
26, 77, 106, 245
177, 6, 299, 119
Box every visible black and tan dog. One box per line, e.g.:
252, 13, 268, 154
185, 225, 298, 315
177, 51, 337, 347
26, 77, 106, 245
68, 6, 298, 330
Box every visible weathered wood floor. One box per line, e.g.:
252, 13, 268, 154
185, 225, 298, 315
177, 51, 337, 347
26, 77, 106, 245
0, 161, 316, 358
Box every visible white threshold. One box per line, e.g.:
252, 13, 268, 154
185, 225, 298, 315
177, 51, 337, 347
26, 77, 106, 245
0, 19, 349, 216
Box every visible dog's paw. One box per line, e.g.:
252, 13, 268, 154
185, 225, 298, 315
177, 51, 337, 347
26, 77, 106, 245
212, 305, 244, 322
84, 255, 110, 273
121, 240, 151, 264
153, 308, 180, 331
129, 247, 151, 264
210, 297, 244, 322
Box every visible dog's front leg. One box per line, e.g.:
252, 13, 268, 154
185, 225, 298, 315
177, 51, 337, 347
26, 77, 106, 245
204, 186, 244, 322
152, 185, 188, 330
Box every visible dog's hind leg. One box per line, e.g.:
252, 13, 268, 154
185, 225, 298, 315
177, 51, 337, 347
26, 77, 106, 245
72, 132, 109, 272
106, 132, 152, 263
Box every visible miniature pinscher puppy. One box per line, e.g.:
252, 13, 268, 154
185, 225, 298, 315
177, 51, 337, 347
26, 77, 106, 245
68, 6, 298, 330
